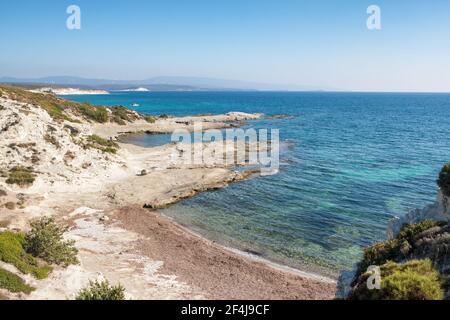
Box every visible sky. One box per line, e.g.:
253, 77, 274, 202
1, 0, 450, 92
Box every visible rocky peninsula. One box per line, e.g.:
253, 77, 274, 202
0, 85, 335, 300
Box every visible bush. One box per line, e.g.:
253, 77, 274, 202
24, 217, 79, 267
76, 280, 125, 300
397, 220, 444, 243
349, 259, 446, 300
0, 85, 112, 123
0, 231, 52, 279
0, 267, 34, 294
111, 106, 140, 125
76, 104, 109, 123
438, 163, 450, 197
144, 116, 156, 123
359, 239, 402, 272
5, 166, 35, 187
358, 220, 444, 272
84, 135, 119, 154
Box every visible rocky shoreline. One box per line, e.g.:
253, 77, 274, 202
0, 86, 335, 300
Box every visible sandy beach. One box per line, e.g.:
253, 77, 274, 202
0, 90, 336, 300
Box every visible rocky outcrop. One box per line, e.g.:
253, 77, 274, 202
388, 191, 450, 238
337, 188, 450, 299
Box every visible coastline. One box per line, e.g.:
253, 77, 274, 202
154, 209, 336, 284
110, 205, 336, 299
29, 87, 110, 95
0, 89, 336, 299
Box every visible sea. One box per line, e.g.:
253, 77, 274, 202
66, 91, 450, 277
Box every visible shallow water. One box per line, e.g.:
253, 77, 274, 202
67, 91, 450, 276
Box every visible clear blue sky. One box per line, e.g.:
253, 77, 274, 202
1, 0, 450, 91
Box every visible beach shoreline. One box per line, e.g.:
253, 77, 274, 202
0, 89, 336, 299
109, 205, 336, 300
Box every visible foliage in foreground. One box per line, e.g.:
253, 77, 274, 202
438, 163, 450, 197
5, 166, 35, 187
76, 280, 125, 300
0, 231, 51, 279
0, 267, 34, 294
24, 217, 79, 267
349, 259, 446, 300
349, 219, 449, 300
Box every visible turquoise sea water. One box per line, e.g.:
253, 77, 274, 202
67, 92, 450, 277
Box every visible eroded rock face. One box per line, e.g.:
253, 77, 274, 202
0, 96, 126, 194
337, 191, 450, 299
388, 191, 450, 238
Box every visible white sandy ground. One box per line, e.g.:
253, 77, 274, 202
29, 88, 109, 95
0, 94, 335, 300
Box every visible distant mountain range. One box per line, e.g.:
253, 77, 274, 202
0, 76, 329, 92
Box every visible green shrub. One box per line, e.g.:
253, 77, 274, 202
350, 259, 446, 300
397, 220, 444, 243
4, 202, 16, 210
438, 163, 450, 197
110, 106, 139, 125
0, 85, 107, 123
24, 217, 78, 267
5, 166, 35, 187
0, 267, 34, 294
0, 231, 52, 279
76, 280, 125, 300
0, 85, 77, 122
359, 220, 444, 272
144, 116, 156, 123
84, 135, 119, 154
359, 239, 402, 272
75, 104, 109, 123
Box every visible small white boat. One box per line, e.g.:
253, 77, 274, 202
131, 103, 140, 107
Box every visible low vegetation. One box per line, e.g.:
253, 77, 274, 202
349, 219, 449, 300
0, 217, 79, 296
75, 103, 109, 123
5, 166, 35, 187
0, 267, 34, 294
44, 133, 61, 149
0, 85, 150, 125
358, 220, 445, 272
349, 259, 446, 300
84, 134, 119, 154
24, 217, 79, 267
76, 280, 125, 300
144, 115, 156, 123
4, 202, 16, 210
0, 231, 52, 279
110, 106, 140, 125
438, 163, 450, 197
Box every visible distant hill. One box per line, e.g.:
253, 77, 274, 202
0, 76, 328, 92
